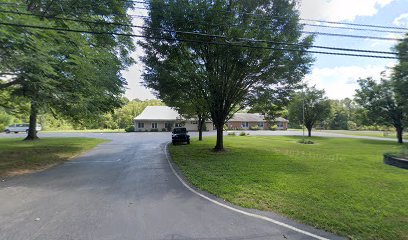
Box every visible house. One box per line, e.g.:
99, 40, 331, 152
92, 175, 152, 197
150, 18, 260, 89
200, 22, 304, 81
134, 106, 213, 132
134, 106, 289, 131
226, 113, 289, 130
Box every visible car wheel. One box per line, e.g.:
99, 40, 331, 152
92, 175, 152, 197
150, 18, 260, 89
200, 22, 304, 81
15, 132, 18, 134
5, 130, 10, 134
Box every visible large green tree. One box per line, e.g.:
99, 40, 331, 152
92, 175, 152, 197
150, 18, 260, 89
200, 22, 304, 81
141, 0, 314, 151
288, 85, 331, 137
392, 34, 408, 113
0, 0, 134, 140
355, 77, 406, 143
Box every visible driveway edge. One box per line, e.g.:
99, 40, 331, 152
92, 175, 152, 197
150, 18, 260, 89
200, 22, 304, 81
163, 143, 344, 240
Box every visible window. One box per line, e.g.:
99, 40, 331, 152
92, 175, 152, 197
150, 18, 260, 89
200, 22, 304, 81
241, 122, 249, 128
151, 122, 158, 129
175, 123, 183, 127
278, 122, 284, 128
138, 122, 144, 128
191, 121, 197, 124
258, 122, 264, 128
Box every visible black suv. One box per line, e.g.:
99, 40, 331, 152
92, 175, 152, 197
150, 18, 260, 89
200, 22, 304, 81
172, 127, 190, 145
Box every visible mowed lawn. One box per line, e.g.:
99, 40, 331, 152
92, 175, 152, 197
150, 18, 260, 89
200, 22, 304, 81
170, 136, 408, 240
0, 138, 107, 177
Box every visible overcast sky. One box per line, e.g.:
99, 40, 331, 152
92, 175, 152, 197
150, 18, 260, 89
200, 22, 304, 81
122, 0, 408, 101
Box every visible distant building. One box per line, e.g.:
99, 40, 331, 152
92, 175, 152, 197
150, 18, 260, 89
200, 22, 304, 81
134, 106, 289, 131
226, 113, 288, 130
133, 106, 213, 132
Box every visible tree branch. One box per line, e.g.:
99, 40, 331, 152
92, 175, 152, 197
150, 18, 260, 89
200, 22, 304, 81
0, 79, 22, 90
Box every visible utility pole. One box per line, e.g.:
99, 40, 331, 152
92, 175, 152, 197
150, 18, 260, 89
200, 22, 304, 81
302, 81, 305, 142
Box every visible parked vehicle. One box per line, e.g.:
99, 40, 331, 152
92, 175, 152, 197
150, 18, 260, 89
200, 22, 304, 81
4, 124, 42, 134
172, 127, 190, 145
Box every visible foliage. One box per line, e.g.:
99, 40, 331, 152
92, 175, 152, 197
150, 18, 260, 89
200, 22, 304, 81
269, 124, 278, 131
355, 77, 406, 143
227, 132, 236, 136
124, 125, 135, 132
288, 85, 331, 136
249, 125, 259, 130
239, 132, 247, 136
0, 0, 135, 140
170, 136, 408, 240
392, 34, 408, 113
297, 139, 314, 144
140, 0, 314, 151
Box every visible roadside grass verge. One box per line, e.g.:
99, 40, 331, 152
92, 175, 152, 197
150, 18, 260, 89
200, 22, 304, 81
0, 138, 107, 177
170, 136, 408, 239
42, 129, 125, 133
291, 129, 408, 140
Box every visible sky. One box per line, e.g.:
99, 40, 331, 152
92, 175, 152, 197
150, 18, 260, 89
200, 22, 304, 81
122, 0, 408, 101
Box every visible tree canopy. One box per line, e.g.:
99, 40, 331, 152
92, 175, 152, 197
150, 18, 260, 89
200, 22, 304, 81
141, 0, 314, 151
0, 0, 135, 140
288, 85, 331, 137
355, 77, 406, 143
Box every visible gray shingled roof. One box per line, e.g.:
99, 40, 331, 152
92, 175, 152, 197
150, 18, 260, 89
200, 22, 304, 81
228, 113, 265, 122
135, 107, 288, 123
134, 106, 181, 120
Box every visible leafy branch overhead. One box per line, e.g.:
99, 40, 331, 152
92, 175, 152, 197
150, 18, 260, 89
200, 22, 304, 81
141, 0, 314, 150
0, 0, 135, 140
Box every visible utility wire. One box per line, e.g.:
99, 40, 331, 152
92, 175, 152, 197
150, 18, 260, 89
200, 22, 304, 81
1, 0, 407, 31
129, 14, 404, 41
127, 2, 408, 31
0, 9, 400, 55
0, 21, 404, 60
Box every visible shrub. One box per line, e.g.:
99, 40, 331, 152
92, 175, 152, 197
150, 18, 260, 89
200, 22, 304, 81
298, 139, 314, 144
150, 128, 159, 132
227, 132, 236, 136
269, 125, 278, 131
162, 128, 167, 132
125, 125, 135, 132
347, 121, 358, 130
249, 125, 259, 130
239, 132, 246, 136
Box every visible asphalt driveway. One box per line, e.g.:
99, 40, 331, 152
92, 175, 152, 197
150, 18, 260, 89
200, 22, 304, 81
0, 132, 342, 240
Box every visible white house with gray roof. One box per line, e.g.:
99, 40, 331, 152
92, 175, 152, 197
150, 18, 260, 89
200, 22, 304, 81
134, 106, 289, 131
133, 106, 213, 132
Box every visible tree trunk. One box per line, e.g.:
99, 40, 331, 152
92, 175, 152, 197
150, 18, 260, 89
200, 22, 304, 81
197, 116, 205, 141
396, 126, 403, 144
25, 100, 39, 141
307, 126, 312, 137
214, 123, 224, 151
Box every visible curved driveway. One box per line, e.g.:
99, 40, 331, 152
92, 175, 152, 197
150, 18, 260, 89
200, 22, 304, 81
0, 132, 343, 240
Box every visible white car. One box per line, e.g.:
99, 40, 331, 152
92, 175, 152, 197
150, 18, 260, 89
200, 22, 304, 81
4, 124, 42, 134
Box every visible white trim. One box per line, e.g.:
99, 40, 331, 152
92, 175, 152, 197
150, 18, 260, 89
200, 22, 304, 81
163, 144, 329, 240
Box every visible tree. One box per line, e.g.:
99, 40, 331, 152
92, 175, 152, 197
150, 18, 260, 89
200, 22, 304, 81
141, 0, 314, 151
392, 34, 408, 113
355, 77, 406, 143
288, 86, 331, 137
0, 0, 134, 140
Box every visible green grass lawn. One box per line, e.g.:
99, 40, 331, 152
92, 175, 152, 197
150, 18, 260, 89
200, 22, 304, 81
0, 138, 107, 177
316, 129, 408, 139
170, 136, 408, 240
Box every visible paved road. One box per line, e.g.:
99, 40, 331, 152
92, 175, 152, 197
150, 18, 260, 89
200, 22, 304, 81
0, 132, 343, 240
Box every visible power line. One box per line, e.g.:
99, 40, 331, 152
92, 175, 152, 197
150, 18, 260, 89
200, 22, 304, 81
0, 21, 404, 60
0, 9, 400, 56
130, 14, 404, 41
127, 2, 408, 31
2, 0, 407, 31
